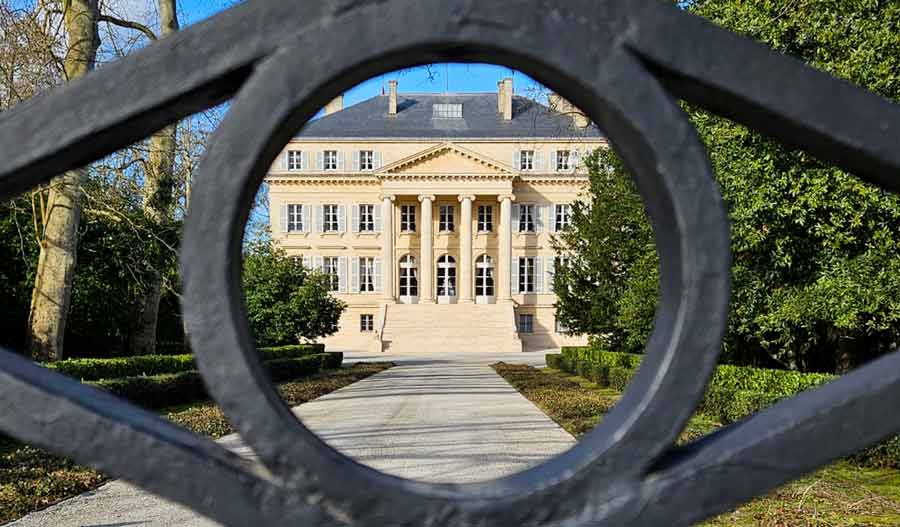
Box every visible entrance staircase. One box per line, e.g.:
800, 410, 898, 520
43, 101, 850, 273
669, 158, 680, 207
373, 303, 522, 353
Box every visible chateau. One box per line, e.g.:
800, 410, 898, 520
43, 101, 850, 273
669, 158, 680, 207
267, 79, 605, 352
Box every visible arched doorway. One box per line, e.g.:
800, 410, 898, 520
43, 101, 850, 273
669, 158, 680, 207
475, 254, 495, 304
399, 255, 418, 304
436, 254, 457, 304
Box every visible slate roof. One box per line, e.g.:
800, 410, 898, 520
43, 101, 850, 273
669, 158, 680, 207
296, 93, 605, 139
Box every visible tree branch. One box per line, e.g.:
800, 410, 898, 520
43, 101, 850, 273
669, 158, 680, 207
97, 14, 157, 41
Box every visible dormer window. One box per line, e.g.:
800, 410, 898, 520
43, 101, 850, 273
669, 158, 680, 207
433, 103, 463, 119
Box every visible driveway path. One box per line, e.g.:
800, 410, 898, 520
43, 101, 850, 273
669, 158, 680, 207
9, 352, 574, 527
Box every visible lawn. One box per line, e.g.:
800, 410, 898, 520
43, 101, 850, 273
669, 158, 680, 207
0, 361, 393, 524
493, 362, 900, 527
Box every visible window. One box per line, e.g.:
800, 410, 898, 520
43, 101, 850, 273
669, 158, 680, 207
401, 205, 416, 232
360, 314, 374, 332
322, 204, 340, 232
518, 257, 536, 293
439, 205, 454, 232
437, 255, 457, 298
432, 103, 463, 119
519, 150, 535, 171
399, 255, 418, 299
323, 150, 338, 170
322, 256, 340, 292
555, 150, 571, 171
286, 204, 304, 232
358, 204, 375, 232
518, 204, 536, 233
475, 254, 494, 298
555, 203, 573, 232
518, 314, 534, 333
359, 150, 374, 171
477, 205, 493, 232
359, 257, 376, 293
287, 150, 303, 170
555, 317, 569, 334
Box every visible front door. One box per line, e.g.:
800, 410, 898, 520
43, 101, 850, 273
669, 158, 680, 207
436, 255, 457, 304
475, 255, 495, 304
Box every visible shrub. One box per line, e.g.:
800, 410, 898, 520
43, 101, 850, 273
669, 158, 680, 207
607, 367, 635, 391
46, 344, 327, 381
88, 354, 339, 409
551, 348, 900, 469
710, 364, 834, 397
92, 371, 208, 409
260, 344, 326, 361
546, 353, 564, 370
853, 435, 900, 469
320, 352, 344, 369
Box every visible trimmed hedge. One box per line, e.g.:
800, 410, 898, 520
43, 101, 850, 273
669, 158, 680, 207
549, 347, 898, 469
46, 344, 327, 381
90, 352, 342, 409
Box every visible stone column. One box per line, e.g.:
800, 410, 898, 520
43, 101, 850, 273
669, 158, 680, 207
418, 195, 436, 303
381, 194, 396, 302
458, 195, 475, 303
498, 194, 515, 302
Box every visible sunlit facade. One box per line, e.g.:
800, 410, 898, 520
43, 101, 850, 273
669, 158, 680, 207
267, 79, 604, 352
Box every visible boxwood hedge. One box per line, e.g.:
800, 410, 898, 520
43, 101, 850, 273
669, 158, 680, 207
89, 352, 342, 409
45, 344, 327, 381
549, 347, 897, 468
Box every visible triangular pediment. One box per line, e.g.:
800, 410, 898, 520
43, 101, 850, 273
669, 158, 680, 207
378, 143, 513, 177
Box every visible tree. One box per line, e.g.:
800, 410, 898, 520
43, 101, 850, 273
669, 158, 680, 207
554, 0, 900, 373
242, 238, 346, 348
551, 148, 656, 354
132, 0, 180, 355
28, 0, 100, 361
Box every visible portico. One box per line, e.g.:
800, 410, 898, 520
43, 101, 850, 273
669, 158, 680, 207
376, 191, 515, 306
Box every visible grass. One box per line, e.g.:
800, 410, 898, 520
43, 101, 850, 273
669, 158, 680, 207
493, 362, 900, 527
0, 362, 392, 524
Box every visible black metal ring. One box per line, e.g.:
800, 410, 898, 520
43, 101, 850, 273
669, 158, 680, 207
180, 2, 730, 525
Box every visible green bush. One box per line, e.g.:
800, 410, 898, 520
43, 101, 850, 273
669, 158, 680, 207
260, 344, 326, 360
46, 344, 327, 381
320, 352, 343, 369
607, 367, 635, 391
550, 348, 900, 468
92, 371, 208, 409
48, 355, 195, 381
853, 435, 900, 469
546, 353, 564, 370
710, 364, 834, 397
88, 354, 339, 409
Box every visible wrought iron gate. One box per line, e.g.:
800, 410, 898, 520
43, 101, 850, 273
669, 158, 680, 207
1, 1, 899, 525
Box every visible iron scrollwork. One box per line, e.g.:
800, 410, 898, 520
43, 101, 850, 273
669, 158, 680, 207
0, 1, 899, 526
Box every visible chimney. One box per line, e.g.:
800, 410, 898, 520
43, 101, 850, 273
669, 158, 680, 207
388, 80, 398, 116
549, 92, 589, 128
500, 77, 513, 120
497, 81, 504, 113
324, 94, 343, 116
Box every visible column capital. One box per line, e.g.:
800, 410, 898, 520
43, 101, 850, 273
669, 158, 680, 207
497, 193, 517, 203
379, 194, 396, 202
417, 194, 436, 203
457, 194, 477, 203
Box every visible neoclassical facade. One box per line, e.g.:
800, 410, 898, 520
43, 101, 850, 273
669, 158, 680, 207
267, 79, 605, 352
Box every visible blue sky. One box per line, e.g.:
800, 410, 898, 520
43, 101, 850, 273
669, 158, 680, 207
178, 1, 549, 106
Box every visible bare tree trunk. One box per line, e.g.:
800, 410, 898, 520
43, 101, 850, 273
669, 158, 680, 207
28, 0, 99, 361
131, 0, 179, 356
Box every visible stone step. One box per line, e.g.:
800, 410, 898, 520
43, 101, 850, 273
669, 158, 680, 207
378, 302, 521, 352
